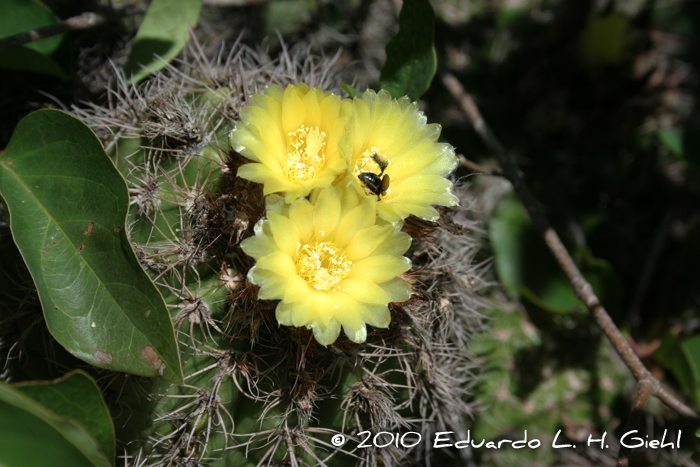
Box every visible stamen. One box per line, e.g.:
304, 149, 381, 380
284, 125, 327, 182
296, 242, 353, 291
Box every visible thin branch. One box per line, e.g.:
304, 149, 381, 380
0, 5, 145, 54
441, 72, 698, 420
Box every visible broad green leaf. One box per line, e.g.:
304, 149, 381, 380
0, 381, 109, 467
380, 0, 437, 101
0, 0, 71, 78
15, 370, 115, 463
653, 332, 700, 409
124, 0, 203, 83
341, 82, 363, 99
0, 109, 183, 384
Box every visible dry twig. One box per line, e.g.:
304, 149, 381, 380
441, 71, 697, 462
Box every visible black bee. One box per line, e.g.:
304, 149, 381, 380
358, 153, 390, 201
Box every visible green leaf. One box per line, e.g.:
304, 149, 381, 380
0, 109, 183, 384
659, 128, 684, 158
14, 370, 115, 463
0, 0, 72, 78
341, 82, 363, 98
380, 0, 437, 101
653, 332, 700, 409
0, 381, 110, 467
124, 0, 203, 83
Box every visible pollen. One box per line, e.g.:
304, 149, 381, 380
296, 242, 353, 291
284, 125, 327, 182
352, 146, 388, 179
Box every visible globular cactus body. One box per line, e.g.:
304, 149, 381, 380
73, 41, 486, 467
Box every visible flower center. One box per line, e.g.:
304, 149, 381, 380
352, 147, 392, 198
296, 242, 353, 291
284, 125, 327, 182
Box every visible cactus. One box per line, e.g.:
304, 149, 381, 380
62, 39, 489, 467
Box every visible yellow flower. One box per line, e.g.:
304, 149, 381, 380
240, 185, 412, 345
230, 84, 352, 203
340, 89, 459, 223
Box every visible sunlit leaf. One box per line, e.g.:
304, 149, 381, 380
124, 0, 203, 83
0, 109, 183, 384
380, 0, 437, 101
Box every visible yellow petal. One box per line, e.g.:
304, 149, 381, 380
332, 197, 376, 248
291, 291, 330, 327
276, 300, 293, 325
390, 174, 452, 193
326, 290, 363, 329
377, 276, 412, 303
284, 274, 311, 303
267, 211, 300, 257
313, 187, 341, 240
340, 278, 390, 304
254, 251, 296, 277
344, 224, 393, 260
359, 303, 391, 328
263, 175, 299, 197
288, 198, 315, 243
349, 255, 411, 283
248, 266, 288, 300
378, 202, 440, 222
373, 229, 411, 256
265, 84, 284, 101
302, 88, 322, 127
237, 162, 273, 184
311, 318, 341, 346
240, 228, 278, 259
282, 85, 305, 133
342, 322, 367, 344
